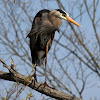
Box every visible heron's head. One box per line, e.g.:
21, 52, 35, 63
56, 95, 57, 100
52, 9, 82, 28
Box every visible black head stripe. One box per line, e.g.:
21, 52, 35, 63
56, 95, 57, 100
35, 9, 50, 18
56, 9, 66, 15
33, 9, 50, 26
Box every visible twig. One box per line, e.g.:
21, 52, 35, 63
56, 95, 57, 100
0, 59, 81, 100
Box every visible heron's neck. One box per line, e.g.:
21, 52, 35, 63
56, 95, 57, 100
48, 13, 62, 30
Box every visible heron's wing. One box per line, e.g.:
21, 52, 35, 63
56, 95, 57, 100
27, 21, 50, 38
26, 21, 39, 38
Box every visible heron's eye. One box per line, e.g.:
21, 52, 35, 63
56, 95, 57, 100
62, 14, 66, 17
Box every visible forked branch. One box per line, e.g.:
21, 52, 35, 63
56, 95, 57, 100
0, 59, 80, 100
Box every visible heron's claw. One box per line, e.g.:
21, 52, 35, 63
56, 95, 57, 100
42, 81, 51, 88
32, 72, 37, 82
43, 81, 48, 86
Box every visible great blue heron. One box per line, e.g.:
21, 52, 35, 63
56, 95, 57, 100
27, 9, 82, 85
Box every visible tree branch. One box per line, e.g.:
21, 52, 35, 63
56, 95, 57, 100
0, 59, 80, 100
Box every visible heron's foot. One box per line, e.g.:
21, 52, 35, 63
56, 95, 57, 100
31, 72, 37, 82
43, 81, 48, 86
41, 81, 51, 88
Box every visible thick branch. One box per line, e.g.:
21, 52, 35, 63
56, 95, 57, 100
0, 59, 80, 100
0, 71, 80, 100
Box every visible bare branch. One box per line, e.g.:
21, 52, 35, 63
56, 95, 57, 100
0, 59, 80, 100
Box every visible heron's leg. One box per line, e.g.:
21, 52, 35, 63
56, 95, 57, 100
44, 39, 51, 85
32, 64, 37, 82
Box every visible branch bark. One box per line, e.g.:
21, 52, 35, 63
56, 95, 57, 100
0, 59, 80, 100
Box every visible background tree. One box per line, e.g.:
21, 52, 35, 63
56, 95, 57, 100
0, 0, 100, 100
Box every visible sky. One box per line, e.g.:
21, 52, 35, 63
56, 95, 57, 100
0, 0, 100, 100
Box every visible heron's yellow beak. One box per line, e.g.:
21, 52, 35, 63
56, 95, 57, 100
66, 16, 82, 28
